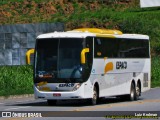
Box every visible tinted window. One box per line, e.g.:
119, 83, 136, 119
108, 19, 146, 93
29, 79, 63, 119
118, 39, 149, 58
94, 37, 149, 58
94, 37, 119, 58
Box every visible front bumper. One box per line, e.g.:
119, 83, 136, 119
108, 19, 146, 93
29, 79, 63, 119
34, 83, 89, 100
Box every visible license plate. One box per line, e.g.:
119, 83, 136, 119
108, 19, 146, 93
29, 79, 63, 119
53, 93, 61, 97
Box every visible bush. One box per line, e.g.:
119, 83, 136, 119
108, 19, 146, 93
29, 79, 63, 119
0, 66, 33, 96
151, 57, 160, 87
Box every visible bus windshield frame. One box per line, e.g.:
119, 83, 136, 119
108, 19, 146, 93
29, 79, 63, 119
34, 37, 93, 83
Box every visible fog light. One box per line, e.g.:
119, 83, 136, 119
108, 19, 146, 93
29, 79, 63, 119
72, 83, 81, 91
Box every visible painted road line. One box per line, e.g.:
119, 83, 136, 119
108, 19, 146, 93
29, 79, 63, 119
16, 100, 34, 103
4, 106, 31, 111
72, 99, 160, 111
72, 104, 112, 111
142, 99, 160, 103
72, 102, 139, 111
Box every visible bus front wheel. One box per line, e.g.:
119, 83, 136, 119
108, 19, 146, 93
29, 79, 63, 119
88, 86, 98, 105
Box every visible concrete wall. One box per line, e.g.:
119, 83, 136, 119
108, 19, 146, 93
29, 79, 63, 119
0, 23, 64, 65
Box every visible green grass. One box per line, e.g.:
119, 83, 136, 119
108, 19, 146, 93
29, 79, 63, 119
0, 66, 33, 97
151, 56, 160, 88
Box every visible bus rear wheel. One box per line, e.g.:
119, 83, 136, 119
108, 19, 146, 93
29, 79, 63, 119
128, 83, 136, 101
47, 100, 57, 106
136, 83, 141, 100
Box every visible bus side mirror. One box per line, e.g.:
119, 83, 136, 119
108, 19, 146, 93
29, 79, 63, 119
81, 48, 89, 64
26, 49, 35, 65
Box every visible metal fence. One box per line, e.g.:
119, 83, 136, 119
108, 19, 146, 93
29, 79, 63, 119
0, 23, 64, 65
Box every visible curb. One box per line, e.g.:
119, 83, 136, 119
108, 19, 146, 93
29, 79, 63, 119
0, 94, 34, 100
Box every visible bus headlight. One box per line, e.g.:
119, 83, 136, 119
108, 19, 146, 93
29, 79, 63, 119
72, 83, 81, 91
37, 86, 40, 90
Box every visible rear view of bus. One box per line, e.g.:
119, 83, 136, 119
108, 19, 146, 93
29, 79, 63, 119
27, 28, 151, 105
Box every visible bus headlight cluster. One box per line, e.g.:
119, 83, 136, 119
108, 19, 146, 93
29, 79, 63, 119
72, 83, 81, 91
37, 86, 40, 90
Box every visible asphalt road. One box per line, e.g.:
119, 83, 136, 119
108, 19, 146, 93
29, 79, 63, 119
0, 88, 160, 120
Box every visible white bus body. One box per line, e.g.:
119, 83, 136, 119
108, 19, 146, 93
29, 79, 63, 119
30, 28, 150, 105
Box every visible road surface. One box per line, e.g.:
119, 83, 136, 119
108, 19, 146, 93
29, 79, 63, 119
0, 88, 160, 120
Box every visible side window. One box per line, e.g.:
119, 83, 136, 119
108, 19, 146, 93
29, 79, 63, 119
94, 38, 104, 58
141, 40, 150, 58
118, 39, 130, 58
94, 37, 119, 58
104, 38, 119, 58
118, 39, 149, 58
94, 38, 149, 58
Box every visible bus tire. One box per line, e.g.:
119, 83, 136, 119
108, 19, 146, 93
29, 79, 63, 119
47, 100, 57, 106
88, 86, 98, 105
128, 83, 136, 101
136, 83, 141, 100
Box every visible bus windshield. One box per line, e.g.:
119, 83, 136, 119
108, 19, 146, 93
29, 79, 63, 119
35, 38, 85, 83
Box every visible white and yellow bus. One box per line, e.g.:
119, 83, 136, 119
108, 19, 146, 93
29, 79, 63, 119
27, 28, 151, 105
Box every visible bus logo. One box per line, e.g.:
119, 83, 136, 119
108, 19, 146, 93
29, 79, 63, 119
116, 61, 127, 69
59, 83, 74, 87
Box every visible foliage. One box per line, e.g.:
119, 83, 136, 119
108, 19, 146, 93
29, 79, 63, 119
151, 57, 160, 88
0, 66, 33, 96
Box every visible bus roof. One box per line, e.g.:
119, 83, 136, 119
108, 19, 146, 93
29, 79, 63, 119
37, 28, 149, 40
37, 31, 96, 39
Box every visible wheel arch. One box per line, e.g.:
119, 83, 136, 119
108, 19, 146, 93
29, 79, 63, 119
131, 79, 136, 88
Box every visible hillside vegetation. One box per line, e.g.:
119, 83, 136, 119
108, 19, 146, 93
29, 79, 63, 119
0, 0, 160, 96
0, 0, 160, 54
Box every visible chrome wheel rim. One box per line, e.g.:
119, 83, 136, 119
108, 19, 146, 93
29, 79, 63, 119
136, 85, 140, 97
93, 87, 97, 104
